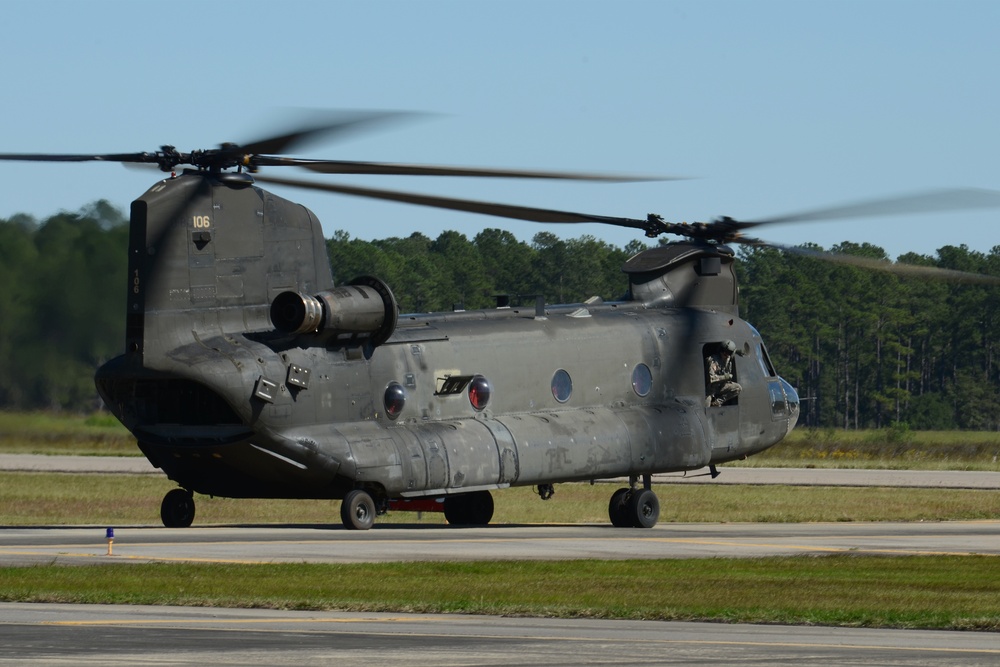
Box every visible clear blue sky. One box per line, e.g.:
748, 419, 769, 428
2, 0, 997, 260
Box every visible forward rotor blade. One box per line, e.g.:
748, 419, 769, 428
254, 174, 652, 229
737, 188, 1000, 229
238, 110, 419, 155
0, 152, 158, 164
762, 241, 1000, 284
255, 157, 670, 182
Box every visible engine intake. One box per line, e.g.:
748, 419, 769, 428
270, 276, 398, 347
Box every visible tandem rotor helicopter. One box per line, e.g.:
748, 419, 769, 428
3, 113, 999, 530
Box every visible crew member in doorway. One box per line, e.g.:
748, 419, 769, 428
706, 339, 742, 407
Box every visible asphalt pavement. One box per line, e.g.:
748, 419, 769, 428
2, 603, 998, 667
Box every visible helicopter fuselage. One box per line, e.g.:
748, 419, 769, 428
95, 172, 799, 528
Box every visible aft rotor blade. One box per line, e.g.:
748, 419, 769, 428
736, 188, 1000, 229
761, 241, 1000, 285
255, 157, 670, 182
255, 175, 652, 229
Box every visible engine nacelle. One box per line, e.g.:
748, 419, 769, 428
624, 243, 738, 313
270, 276, 398, 347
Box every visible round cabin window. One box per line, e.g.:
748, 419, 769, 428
551, 369, 573, 403
632, 364, 652, 397
384, 382, 407, 419
468, 375, 492, 411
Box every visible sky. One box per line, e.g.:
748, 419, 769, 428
1, 0, 998, 261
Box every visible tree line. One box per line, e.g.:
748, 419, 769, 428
737, 242, 1000, 431
1, 202, 997, 430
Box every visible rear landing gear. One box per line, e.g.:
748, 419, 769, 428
444, 490, 495, 526
341, 489, 377, 530
160, 488, 195, 528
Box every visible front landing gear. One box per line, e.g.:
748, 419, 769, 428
161, 488, 196, 528
608, 476, 660, 528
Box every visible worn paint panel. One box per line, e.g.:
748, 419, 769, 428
498, 410, 631, 485
614, 403, 710, 472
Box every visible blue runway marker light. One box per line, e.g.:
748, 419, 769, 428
105, 527, 115, 556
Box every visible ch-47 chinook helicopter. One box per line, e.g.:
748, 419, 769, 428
4, 114, 999, 530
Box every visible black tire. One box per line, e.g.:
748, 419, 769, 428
160, 488, 195, 528
444, 491, 494, 526
628, 488, 660, 528
443, 496, 468, 525
465, 490, 494, 525
608, 487, 631, 527
341, 489, 376, 530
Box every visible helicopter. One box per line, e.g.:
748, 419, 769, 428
3, 114, 998, 530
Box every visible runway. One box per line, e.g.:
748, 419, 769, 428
1, 602, 998, 667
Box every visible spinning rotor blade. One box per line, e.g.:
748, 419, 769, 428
756, 241, 1000, 285
718, 188, 1000, 283
0, 109, 668, 184
0, 151, 160, 165
729, 188, 1000, 231
256, 173, 1000, 283
255, 156, 665, 182
238, 110, 417, 155
254, 174, 657, 229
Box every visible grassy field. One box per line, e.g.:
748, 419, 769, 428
3, 556, 997, 631
736, 426, 1000, 471
0, 411, 137, 456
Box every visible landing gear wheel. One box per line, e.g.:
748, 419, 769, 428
160, 488, 195, 528
444, 490, 494, 526
608, 487, 632, 527
341, 489, 376, 530
443, 496, 467, 525
465, 490, 494, 525
628, 488, 660, 528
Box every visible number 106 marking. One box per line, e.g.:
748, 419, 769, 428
192, 215, 211, 228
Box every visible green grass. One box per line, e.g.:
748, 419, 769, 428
1, 556, 997, 630
1, 471, 997, 526
734, 426, 1000, 471
0, 411, 137, 456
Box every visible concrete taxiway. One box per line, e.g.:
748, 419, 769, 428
1, 603, 998, 667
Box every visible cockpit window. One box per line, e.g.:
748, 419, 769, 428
780, 378, 799, 412
757, 343, 777, 378
768, 381, 786, 416
768, 378, 800, 419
